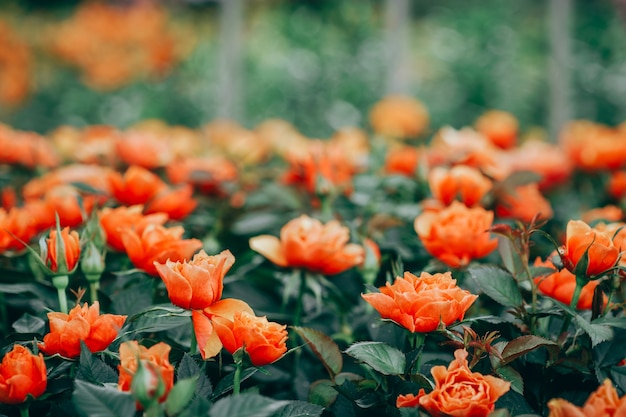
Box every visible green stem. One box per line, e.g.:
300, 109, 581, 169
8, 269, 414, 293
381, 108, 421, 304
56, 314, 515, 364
293, 269, 307, 329
19, 404, 30, 417
189, 317, 197, 356
233, 360, 243, 395
89, 281, 100, 304
52, 275, 69, 314
570, 282, 583, 309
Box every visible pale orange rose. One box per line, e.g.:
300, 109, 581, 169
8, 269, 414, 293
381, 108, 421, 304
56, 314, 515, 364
144, 185, 197, 221
414, 201, 498, 268
397, 349, 510, 416
560, 220, 620, 277
475, 109, 518, 149
495, 183, 553, 223
505, 139, 573, 190
548, 379, 626, 416
428, 165, 492, 207
362, 271, 477, 333
249, 215, 365, 276
581, 206, 623, 224
369, 95, 429, 139
560, 120, 626, 172
118, 341, 174, 405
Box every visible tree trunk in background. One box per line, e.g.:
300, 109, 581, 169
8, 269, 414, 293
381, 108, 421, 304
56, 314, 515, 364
218, 0, 244, 121
384, 0, 411, 95
548, 0, 573, 141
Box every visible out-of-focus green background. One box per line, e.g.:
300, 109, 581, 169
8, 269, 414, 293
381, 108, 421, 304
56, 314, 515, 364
0, 0, 624, 138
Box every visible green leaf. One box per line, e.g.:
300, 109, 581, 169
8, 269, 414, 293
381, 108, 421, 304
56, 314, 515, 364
497, 236, 525, 278
273, 401, 324, 417
308, 379, 338, 407
500, 335, 559, 366
293, 326, 343, 379
11, 313, 45, 334
72, 380, 135, 417
111, 279, 154, 316
165, 377, 198, 416
495, 366, 524, 395
76, 342, 118, 385
211, 368, 258, 399
468, 265, 523, 307
344, 341, 405, 375
489, 410, 511, 417
177, 353, 213, 397
557, 301, 614, 347
178, 396, 211, 417
209, 393, 289, 417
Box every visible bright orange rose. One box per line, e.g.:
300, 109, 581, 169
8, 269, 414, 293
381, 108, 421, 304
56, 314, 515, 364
45, 226, 81, 274
42, 184, 97, 228
560, 120, 626, 172
397, 349, 510, 417
384, 145, 420, 177
475, 109, 518, 149
0, 344, 47, 405
533, 257, 602, 310
414, 201, 498, 268
144, 185, 197, 221
118, 341, 174, 404
548, 379, 626, 416
506, 139, 573, 190
166, 156, 238, 195
212, 311, 288, 366
249, 215, 365, 276
120, 224, 202, 276
428, 165, 492, 207
154, 250, 234, 310
109, 165, 167, 206
362, 271, 477, 333
99, 205, 168, 252
369, 95, 429, 139
0, 207, 39, 254
495, 183, 553, 223
115, 131, 174, 169
22, 164, 115, 200
581, 206, 623, 224
39, 301, 126, 358
560, 220, 620, 277
608, 170, 626, 201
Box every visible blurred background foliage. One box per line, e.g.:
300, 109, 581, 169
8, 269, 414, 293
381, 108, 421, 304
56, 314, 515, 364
0, 0, 624, 138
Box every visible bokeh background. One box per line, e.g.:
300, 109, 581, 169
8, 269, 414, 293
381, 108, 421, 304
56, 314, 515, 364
0, 0, 624, 139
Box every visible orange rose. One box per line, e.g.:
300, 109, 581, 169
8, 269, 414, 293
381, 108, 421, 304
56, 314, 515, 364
43, 184, 97, 228
560, 120, 626, 172
362, 271, 477, 333
212, 311, 288, 366
475, 109, 518, 149
414, 201, 498, 268
118, 341, 174, 404
115, 130, 174, 169
166, 156, 238, 195
548, 379, 626, 416
495, 183, 553, 223
249, 215, 365, 276
144, 185, 197, 221
0, 344, 47, 405
99, 205, 168, 252
560, 220, 620, 277
369, 95, 429, 139
0, 207, 39, 254
581, 206, 623, 224
506, 139, 573, 190
397, 349, 510, 417
608, 171, 626, 201
533, 257, 602, 310
154, 250, 234, 310
109, 165, 167, 206
39, 301, 126, 358
384, 145, 420, 177
121, 224, 202, 276
44, 226, 81, 274
428, 165, 492, 207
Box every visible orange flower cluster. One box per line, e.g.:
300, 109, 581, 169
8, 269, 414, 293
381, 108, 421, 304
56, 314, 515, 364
249, 214, 365, 276
548, 379, 626, 416
0, 20, 31, 107
0, 124, 59, 168
363, 271, 477, 333
118, 341, 174, 405
428, 165, 492, 207
39, 302, 126, 358
50, 2, 190, 90
397, 349, 510, 416
495, 183, 553, 223
560, 120, 626, 172
475, 109, 519, 149
414, 202, 498, 268
0, 344, 47, 405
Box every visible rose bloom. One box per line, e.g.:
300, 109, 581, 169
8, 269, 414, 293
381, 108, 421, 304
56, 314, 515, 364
118, 341, 174, 404
548, 379, 626, 416
581, 206, 623, 224
533, 256, 602, 310
428, 165, 492, 207
121, 224, 202, 276
144, 185, 197, 221
115, 130, 174, 169
249, 215, 365, 276
560, 120, 626, 172
0, 207, 40, 254
362, 271, 477, 333
495, 183, 553, 223
212, 311, 288, 366
42, 184, 97, 228
166, 156, 238, 196
39, 302, 126, 358
0, 344, 47, 405
397, 349, 510, 417
475, 109, 519, 149
560, 220, 620, 277
608, 170, 626, 201
109, 165, 167, 206
22, 164, 115, 200
384, 145, 421, 177
505, 139, 573, 190
369, 95, 429, 139
154, 250, 234, 310
99, 205, 168, 252
44, 226, 81, 274
414, 201, 498, 268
